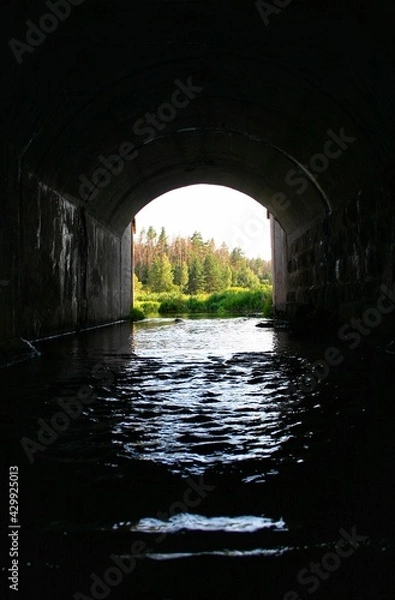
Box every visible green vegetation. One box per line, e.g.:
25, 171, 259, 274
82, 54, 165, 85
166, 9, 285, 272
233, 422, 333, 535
158, 286, 272, 316
134, 286, 272, 317
129, 307, 145, 321
134, 227, 272, 293
132, 226, 273, 317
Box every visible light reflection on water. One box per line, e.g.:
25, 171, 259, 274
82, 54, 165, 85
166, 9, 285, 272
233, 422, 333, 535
2, 317, 393, 597
100, 318, 301, 474
129, 513, 287, 533
132, 316, 274, 359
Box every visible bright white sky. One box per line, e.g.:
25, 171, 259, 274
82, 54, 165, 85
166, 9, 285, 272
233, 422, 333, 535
135, 184, 272, 260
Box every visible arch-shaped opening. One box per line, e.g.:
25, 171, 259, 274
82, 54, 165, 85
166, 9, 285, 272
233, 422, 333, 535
131, 184, 273, 312
134, 183, 272, 261
1, 0, 394, 349
8, 82, 369, 341
2, 5, 395, 598
65, 125, 335, 240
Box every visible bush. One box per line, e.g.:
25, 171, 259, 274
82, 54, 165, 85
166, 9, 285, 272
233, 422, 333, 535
158, 297, 188, 313
130, 307, 145, 321
135, 285, 273, 317
263, 290, 273, 317
158, 287, 273, 315
135, 301, 161, 315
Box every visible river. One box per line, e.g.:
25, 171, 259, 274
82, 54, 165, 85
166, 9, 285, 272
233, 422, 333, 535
1, 317, 394, 599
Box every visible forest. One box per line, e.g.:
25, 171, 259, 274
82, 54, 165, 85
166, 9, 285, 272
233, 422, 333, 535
132, 226, 273, 317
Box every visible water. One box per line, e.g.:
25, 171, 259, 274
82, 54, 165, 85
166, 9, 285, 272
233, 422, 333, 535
1, 317, 395, 599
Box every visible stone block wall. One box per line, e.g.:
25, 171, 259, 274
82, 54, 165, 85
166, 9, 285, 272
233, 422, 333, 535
286, 186, 395, 321
0, 166, 131, 349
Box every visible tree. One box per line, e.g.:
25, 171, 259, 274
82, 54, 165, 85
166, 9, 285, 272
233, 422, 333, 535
249, 257, 272, 283
235, 266, 260, 288
148, 255, 174, 292
220, 265, 232, 290
190, 231, 205, 259
146, 226, 157, 246
188, 256, 205, 294
133, 273, 143, 299
173, 261, 189, 292
218, 241, 230, 263
230, 247, 245, 267
144, 226, 158, 275
157, 227, 168, 257
133, 226, 270, 294
203, 254, 222, 292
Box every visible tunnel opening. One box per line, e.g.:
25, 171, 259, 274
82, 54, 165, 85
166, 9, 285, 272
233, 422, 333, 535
131, 183, 273, 319
1, 1, 395, 360
2, 2, 395, 597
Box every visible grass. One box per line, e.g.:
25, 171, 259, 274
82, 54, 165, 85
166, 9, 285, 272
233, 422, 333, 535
133, 285, 273, 318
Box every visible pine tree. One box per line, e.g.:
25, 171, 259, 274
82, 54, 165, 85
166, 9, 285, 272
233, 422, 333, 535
133, 225, 271, 294
174, 261, 189, 292
188, 256, 205, 294
148, 255, 174, 292
221, 265, 232, 290
143, 226, 157, 279
157, 227, 168, 256
203, 254, 223, 292
235, 266, 260, 288
190, 231, 205, 259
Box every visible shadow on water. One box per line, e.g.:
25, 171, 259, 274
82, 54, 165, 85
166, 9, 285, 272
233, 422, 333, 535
2, 318, 395, 599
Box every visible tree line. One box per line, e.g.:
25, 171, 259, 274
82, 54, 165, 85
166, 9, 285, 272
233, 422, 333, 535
133, 226, 272, 294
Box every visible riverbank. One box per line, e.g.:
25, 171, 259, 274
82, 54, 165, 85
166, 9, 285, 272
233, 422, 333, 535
133, 286, 272, 319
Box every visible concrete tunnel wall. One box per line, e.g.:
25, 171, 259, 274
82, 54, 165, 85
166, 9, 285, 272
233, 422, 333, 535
1, 0, 395, 354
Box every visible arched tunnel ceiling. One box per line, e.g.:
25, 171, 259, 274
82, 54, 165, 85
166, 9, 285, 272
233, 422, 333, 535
1, 0, 395, 237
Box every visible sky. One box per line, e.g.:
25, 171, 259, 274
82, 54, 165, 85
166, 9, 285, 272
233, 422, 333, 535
135, 184, 272, 260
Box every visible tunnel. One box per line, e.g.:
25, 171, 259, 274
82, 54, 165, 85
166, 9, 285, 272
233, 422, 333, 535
2, 1, 395, 599
1, 0, 395, 358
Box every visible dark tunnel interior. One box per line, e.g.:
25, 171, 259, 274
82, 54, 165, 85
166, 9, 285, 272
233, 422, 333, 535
1, 1, 395, 599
